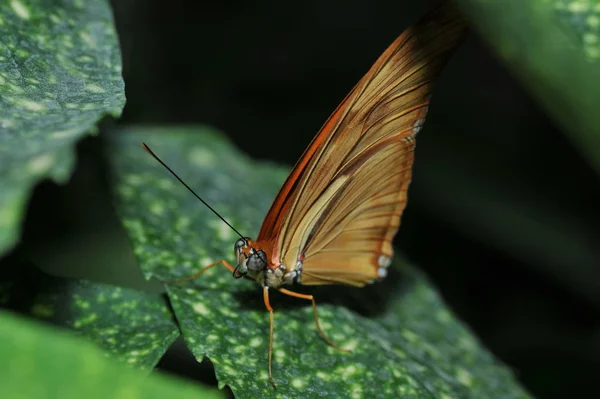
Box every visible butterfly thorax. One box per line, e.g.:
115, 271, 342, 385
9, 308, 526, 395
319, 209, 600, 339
231, 237, 302, 289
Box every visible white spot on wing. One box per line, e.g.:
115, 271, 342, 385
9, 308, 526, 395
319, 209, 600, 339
412, 118, 426, 133
378, 254, 391, 268
403, 134, 415, 143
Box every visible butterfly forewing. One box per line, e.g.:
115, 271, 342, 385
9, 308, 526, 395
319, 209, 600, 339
257, 4, 467, 286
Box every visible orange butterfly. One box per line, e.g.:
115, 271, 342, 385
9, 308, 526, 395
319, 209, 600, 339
143, 2, 466, 389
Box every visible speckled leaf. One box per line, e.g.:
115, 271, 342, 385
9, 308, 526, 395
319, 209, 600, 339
0, 264, 179, 370
553, 0, 600, 59
0, 0, 125, 255
0, 312, 224, 399
451, 0, 600, 174
108, 126, 531, 398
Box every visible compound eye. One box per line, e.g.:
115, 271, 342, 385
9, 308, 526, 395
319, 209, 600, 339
247, 249, 267, 272
234, 238, 247, 253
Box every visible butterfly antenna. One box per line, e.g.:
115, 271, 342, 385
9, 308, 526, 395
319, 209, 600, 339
141, 142, 245, 240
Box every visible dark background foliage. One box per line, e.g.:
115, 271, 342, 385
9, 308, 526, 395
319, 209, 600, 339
10, 0, 598, 398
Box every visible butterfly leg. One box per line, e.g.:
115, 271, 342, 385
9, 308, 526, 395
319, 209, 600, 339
278, 288, 351, 353
262, 286, 277, 389
159, 259, 235, 284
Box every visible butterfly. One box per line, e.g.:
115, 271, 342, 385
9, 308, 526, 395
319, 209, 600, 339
142, 2, 467, 389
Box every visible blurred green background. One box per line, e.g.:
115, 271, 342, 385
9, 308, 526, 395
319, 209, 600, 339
6, 0, 598, 398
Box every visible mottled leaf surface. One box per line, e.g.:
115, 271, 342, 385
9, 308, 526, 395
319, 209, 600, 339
452, 0, 600, 174
553, 0, 600, 60
0, 0, 125, 254
0, 264, 179, 370
108, 127, 531, 398
0, 312, 223, 399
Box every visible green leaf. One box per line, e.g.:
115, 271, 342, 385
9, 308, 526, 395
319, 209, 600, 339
451, 0, 600, 174
0, 311, 224, 399
0, 263, 179, 370
553, 0, 600, 61
0, 0, 125, 255
108, 126, 531, 398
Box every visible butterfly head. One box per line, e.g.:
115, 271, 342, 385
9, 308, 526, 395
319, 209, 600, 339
232, 237, 268, 279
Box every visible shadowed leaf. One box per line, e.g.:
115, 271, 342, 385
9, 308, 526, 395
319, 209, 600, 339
0, 264, 179, 370
0, 0, 125, 255
452, 0, 600, 174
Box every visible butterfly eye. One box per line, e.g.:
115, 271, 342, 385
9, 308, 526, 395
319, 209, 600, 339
247, 249, 267, 272
234, 238, 248, 253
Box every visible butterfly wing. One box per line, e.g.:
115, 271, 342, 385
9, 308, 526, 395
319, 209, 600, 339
257, 4, 467, 286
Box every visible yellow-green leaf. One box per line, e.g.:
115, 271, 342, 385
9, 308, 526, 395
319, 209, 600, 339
0, 264, 179, 370
0, 311, 223, 399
